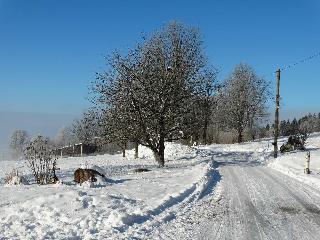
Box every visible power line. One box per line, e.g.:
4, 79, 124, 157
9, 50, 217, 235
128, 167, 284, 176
262, 50, 320, 78
223, 50, 320, 79
279, 51, 320, 72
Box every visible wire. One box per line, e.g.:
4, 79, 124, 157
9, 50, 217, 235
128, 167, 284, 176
223, 50, 320, 80
279, 51, 320, 72
261, 50, 320, 78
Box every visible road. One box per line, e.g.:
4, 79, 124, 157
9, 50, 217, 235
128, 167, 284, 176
200, 164, 320, 240
149, 152, 320, 240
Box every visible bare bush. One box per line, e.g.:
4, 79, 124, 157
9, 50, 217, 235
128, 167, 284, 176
24, 135, 58, 185
4, 169, 29, 185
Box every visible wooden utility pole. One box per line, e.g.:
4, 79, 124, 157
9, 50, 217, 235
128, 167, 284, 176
274, 69, 281, 158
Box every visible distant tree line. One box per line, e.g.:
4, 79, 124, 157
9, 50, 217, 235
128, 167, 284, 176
279, 113, 320, 136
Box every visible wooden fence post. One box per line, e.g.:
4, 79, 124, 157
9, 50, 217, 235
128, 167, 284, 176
304, 151, 311, 174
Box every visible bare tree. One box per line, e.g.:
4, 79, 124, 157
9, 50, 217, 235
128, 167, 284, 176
193, 68, 219, 144
299, 115, 320, 135
70, 109, 99, 144
98, 108, 136, 157
218, 63, 270, 143
9, 130, 30, 159
93, 22, 209, 166
55, 127, 72, 147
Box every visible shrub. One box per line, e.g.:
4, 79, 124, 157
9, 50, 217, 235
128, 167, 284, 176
280, 134, 307, 153
4, 169, 29, 185
24, 135, 58, 185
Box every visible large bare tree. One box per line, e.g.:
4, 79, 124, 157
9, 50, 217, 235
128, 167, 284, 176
93, 22, 210, 166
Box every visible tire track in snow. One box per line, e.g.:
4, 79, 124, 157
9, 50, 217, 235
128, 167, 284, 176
197, 163, 320, 240
256, 167, 320, 227
244, 167, 315, 240
223, 166, 281, 240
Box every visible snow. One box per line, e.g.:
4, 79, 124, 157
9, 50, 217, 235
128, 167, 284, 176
268, 132, 320, 191
146, 134, 320, 239
1, 134, 320, 239
0, 142, 217, 239
4, 174, 29, 186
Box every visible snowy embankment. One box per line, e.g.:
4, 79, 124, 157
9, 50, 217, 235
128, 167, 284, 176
0, 143, 218, 240
268, 132, 320, 191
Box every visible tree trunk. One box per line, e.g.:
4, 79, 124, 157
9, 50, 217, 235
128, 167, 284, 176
122, 143, 126, 157
203, 119, 208, 145
251, 132, 256, 141
153, 149, 165, 167
215, 123, 220, 143
153, 136, 165, 167
134, 141, 139, 159
194, 132, 199, 145
189, 135, 193, 146
249, 118, 255, 141
237, 129, 243, 143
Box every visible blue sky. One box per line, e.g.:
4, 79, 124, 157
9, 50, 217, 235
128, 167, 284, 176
0, 0, 319, 120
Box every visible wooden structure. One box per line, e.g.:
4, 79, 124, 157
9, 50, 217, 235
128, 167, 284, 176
52, 143, 97, 158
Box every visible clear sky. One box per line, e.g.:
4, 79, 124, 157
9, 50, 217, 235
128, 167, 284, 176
1, 0, 319, 117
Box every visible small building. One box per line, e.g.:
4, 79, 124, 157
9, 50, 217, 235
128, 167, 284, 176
52, 143, 97, 157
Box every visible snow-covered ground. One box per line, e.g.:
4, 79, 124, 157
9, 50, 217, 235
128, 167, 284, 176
0, 143, 218, 239
268, 133, 320, 191
1, 134, 320, 239
147, 134, 320, 239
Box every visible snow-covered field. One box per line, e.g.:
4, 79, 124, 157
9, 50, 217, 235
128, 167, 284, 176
1, 134, 320, 239
0, 143, 218, 239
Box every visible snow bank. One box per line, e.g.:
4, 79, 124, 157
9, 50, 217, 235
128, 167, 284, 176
268, 133, 320, 191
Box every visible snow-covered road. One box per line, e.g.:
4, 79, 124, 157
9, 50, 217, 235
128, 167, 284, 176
202, 165, 320, 240
151, 151, 320, 240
